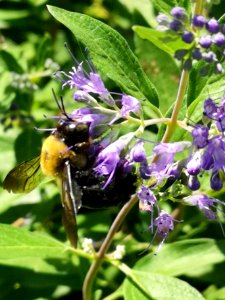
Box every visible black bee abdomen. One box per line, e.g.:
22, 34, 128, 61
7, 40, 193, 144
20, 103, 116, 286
72, 168, 137, 209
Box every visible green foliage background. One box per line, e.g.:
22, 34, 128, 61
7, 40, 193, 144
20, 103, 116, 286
0, 0, 225, 299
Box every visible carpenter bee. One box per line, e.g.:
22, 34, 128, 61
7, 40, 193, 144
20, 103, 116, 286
3, 95, 136, 247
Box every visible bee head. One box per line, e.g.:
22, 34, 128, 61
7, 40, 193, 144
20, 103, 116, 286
57, 119, 89, 146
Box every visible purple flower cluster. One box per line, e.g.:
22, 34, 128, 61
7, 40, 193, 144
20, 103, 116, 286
186, 96, 225, 191
134, 95, 225, 251
133, 141, 191, 250
137, 185, 177, 253
55, 47, 225, 253
156, 7, 225, 74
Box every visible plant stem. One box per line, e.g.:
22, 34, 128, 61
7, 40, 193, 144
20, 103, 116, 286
161, 69, 189, 143
194, 0, 204, 16
82, 194, 138, 300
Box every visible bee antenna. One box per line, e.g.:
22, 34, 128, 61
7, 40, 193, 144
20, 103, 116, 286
52, 88, 63, 112
59, 95, 73, 121
51, 89, 73, 122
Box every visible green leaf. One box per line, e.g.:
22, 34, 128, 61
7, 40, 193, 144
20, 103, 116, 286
186, 61, 209, 107
133, 26, 192, 56
47, 5, 160, 117
0, 224, 89, 293
0, 223, 75, 270
0, 223, 66, 263
204, 285, 225, 300
134, 35, 179, 114
123, 270, 205, 300
134, 239, 225, 278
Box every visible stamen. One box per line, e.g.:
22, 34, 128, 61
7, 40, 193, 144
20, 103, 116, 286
85, 48, 96, 73
53, 71, 66, 83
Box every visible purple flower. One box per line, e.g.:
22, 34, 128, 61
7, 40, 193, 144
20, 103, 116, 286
170, 6, 186, 19
203, 98, 217, 118
150, 210, 177, 254
120, 95, 140, 117
216, 115, 225, 132
202, 51, 217, 63
94, 133, 134, 188
141, 210, 179, 255
130, 141, 146, 163
167, 160, 185, 178
73, 90, 98, 105
201, 149, 214, 170
214, 63, 224, 74
151, 142, 191, 179
182, 31, 194, 43
192, 125, 209, 148
60, 62, 115, 106
153, 211, 175, 238
213, 32, 225, 47
199, 35, 212, 48
139, 160, 151, 179
137, 185, 157, 212
188, 175, 200, 190
186, 151, 202, 175
192, 48, 202, 60
156, 13, 170, 27
169, 19, 183, 31
183, 194, 225, 220
210, 171, 223, 190
206, 137, 225, 173
197, 136, 225, 190
192, 15, 206, 27
206, 18, 219, 33
183, 59, 192, 70
174, 49, 188, 60
70, 107, 116, 137
120, 159, 134, 174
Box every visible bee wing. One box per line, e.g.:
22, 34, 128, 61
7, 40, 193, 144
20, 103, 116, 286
61, 160, 82, 248
3, 156, 44, 193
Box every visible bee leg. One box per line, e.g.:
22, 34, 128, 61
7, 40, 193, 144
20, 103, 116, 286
61, 160, 82, 247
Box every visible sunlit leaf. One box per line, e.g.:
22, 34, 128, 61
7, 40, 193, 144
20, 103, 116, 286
123, 270, 205, 300
134, 239, 225, 278
47, 5, 161, 118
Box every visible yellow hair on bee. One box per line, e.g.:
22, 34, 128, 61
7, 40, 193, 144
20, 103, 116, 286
40, 135, 74, 177
40, 135, 88, 178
